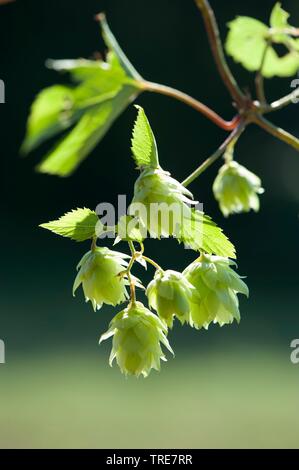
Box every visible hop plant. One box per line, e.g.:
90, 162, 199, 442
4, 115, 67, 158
28, 1, 299, 378
213, 160, 264, 217
146, 269, 197, 328
130, 167, 197, 238
73, 247, 130, 311
184, 253, 249, 329
100, 301, 173, 377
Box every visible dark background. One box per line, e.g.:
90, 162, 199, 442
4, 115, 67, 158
0, 0, 299, 449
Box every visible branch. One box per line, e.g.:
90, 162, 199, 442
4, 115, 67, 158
181, 121, 246, 187
194, 0, 244, 106
266, 88, 299, 113
253, 115, 299, 152
140, 81, 240, 131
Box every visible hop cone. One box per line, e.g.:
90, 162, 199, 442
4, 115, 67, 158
130, 167, 197, 238
100, 301, 173, 377
73, 247, 129, 311
146, 270, 197, 328
213, 161, 264, 217
184, 253, 249, 329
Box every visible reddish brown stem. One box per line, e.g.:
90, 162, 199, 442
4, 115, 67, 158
140, 81, 240, 131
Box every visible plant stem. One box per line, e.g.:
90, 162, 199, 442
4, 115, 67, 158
127, 241, 137, 304
194, 0, 244, 105
253, 115, 299, 152
139, 81, 240, 131
255, 43, 270, 105
181, 121, 246, 187
142, 256, 163, 272
91, 236, 97, 251
266, 88, 299, 112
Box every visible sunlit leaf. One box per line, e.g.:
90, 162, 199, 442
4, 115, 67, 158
22, 17, 142, 176
178, 210, 236, 259
131, 106, 159, 169
226, 12, 299, 78
40, 208, 100, 241
38, 85, 137, 176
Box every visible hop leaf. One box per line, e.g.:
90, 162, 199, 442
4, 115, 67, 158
177, 209, 236, 259
100, 301, 173, 377
40, 208, 101, 242
226, 17, 269, 73
22, 17, 141, 176
131, 106, 159, 169
225, 4, 299, 78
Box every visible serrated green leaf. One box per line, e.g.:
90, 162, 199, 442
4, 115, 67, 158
178, 210, 236, 259
270, 2, 290, 30
22, 17, 142, 175
21, 86, 75, 154
226, 17, 269, 72
38, 85, 137, 176
263, 49, 299, 78
226, 13, 299, 78
40, 208, 100, 241
270, 3, 293, 44
47, 54, 131, 92
131, 106, 159, 169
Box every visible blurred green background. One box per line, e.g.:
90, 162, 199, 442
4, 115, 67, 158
1, 0, 299, 449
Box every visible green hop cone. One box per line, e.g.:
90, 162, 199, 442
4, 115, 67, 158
130, 167, 197, 238
73, 247, 130, 311
100, 301, 174, 377
146, 270, 198, 328
184, 253, 249, 329
213, 160, 264, 217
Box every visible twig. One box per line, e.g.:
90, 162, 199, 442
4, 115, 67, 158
255, 43, 270, 105
140, 81, 240, 131
266, 88, 299, 113
182, 121, 246, 187
194, 0, 244, 106
253, 115, 299, 152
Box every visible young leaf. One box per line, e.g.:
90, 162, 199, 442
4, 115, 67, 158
178, 210, 236, 259
22, 19, 142, 176
226, 7, 299, 78
38, 85, 137, 176
21, 85, 75, 154
226, 17, 269, 72
131, 106, 159, 169
270, 2, 290, 30
40, 208, 100, 241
